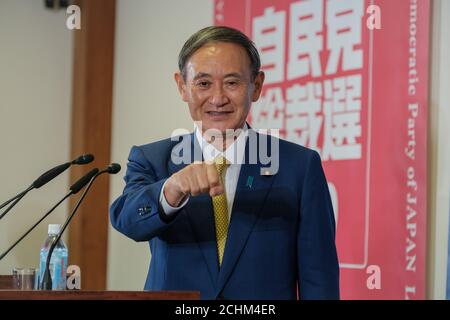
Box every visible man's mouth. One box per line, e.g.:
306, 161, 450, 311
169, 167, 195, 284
206, 111, 233, 117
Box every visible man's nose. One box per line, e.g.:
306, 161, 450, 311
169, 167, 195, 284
209, 85, 229, 107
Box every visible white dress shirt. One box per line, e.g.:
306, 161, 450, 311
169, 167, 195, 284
159, 123, 248, 221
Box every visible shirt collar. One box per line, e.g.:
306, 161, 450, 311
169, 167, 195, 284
194, 123, 248, 165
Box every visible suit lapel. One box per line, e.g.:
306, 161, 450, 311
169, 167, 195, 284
184, 194, 219, 284
167, 132, 199, 174
167, 133, 220, 286
216, 130, 276, 295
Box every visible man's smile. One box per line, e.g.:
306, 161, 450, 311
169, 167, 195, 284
205, 111, 233, 118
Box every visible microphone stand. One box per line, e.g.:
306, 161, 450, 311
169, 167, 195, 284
0, 193, 71, 261
40, 164, 120, 290
0, 168, 99, 262
0, 185, 33, 210
0, 154, 94, 222
40, 172, 99, 290
0, 186, 33, 220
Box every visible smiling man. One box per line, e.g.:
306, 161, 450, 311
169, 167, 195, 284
110, 26, 339, 300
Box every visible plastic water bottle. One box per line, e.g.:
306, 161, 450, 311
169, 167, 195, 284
39, 224, 68, 290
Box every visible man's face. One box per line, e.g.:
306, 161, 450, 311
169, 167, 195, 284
175, 42, 264, 134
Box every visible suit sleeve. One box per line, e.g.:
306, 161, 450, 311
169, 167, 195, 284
109, 145, 180, 242
297, 150, 340, 300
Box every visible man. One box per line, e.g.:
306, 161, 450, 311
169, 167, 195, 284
110, 26, 339, 299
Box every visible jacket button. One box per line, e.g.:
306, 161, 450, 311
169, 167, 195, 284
138, 206, 152, 216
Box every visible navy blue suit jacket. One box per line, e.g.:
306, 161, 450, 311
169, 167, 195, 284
110, 129, 339, 299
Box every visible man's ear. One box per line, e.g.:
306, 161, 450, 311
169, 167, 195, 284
174, 72, 189, 102
251, 71, 265, 102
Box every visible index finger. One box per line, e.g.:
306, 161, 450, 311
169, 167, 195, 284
205, 161, 221, 188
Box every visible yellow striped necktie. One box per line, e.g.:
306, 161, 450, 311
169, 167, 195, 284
212, 155, 229, 266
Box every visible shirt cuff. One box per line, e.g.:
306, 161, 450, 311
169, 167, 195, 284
159, 180, 189, 216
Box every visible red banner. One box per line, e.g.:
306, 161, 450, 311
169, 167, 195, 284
215, 0, 429, 299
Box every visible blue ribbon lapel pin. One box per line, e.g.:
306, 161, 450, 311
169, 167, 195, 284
246, 176, 254, 189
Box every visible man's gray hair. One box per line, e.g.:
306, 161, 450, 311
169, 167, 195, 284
178, 26, 261, 80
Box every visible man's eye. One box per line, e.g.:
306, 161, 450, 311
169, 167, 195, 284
196, 81, 211, 88
226, 80, 239, 87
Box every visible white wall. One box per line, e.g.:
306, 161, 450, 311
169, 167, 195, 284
427, 0, 450, 300
0, 0, 73, 274
107, 0, 214, 290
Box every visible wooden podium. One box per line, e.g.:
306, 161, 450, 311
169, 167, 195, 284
0, 275, 199, 300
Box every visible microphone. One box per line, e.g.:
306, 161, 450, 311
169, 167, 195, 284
106, 163, 121, 174
0, 168, 99, 262
40, 163, 121, 290
32, 163, 71, 189
72, 154, 94, 165
0, 154, 94, 221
